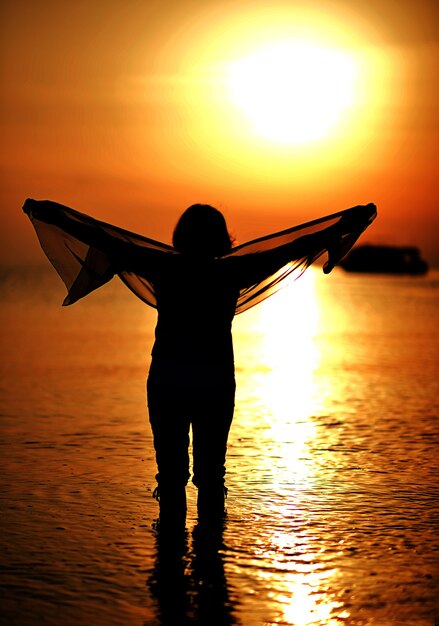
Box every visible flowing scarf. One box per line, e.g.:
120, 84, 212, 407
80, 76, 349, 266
22, 199, 376, 314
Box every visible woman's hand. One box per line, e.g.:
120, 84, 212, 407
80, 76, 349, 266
23, 199, 65, 226
338, 203, 377, 229
23, 198, 38, 216
323, 204, 376, 274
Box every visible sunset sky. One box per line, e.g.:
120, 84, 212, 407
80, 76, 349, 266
1, 0, 438, 265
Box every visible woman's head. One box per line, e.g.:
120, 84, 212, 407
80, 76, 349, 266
173, 204, 233, 257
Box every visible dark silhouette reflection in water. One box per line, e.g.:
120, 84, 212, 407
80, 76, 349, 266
147, 518, 238, 626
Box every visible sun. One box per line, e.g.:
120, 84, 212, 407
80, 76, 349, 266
227, 40, 356, 145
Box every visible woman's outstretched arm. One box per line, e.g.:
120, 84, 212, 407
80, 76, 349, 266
23, 198, 170, 277
228, 204, 376, 289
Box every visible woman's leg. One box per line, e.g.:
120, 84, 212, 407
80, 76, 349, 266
191, 382, 235, 520
147, 377, 191, 524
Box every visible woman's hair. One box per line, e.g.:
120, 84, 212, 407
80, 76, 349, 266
172, 204, 233, 257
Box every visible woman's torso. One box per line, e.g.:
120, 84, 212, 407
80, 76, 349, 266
150, 255, 239, 369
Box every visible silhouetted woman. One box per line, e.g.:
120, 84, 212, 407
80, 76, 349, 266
23, 199, 376, 525
147, 205, 238, 523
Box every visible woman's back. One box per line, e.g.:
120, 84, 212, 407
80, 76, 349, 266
151, 255, 239, 365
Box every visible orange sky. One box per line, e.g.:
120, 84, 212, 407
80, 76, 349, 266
1, 0, 438, 265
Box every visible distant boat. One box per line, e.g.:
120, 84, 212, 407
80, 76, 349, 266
339, 244, 429, 275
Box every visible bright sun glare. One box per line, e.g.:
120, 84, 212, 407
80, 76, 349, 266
228, 40, 356, 145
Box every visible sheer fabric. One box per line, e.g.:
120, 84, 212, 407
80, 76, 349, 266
22, 199, 376, 314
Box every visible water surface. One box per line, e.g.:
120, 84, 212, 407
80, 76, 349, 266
1, 266, 438, 625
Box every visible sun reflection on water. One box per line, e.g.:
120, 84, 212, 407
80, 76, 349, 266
250, 524, 351, 625
255, 270, 321, 486
279, 575, 350, 626
235, 270, 351, 624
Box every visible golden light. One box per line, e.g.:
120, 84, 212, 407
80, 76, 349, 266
228, 39, 356, 145
130, 5, 397, 188
247, 270, 324, 486
279, 574, 349, 625
253, 527, 350, 625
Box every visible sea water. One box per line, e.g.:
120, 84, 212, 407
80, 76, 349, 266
1, 266, 438, 625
